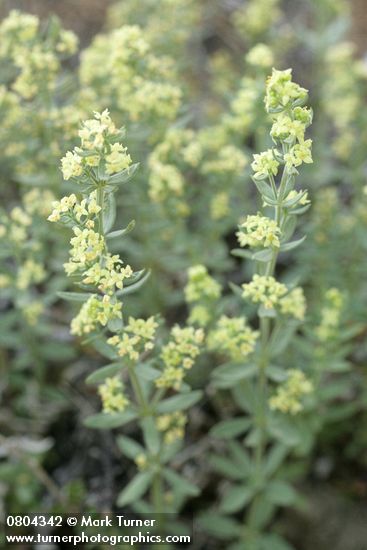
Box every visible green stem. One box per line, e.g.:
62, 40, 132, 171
152, 471, 166, 550
255, 316, 270, 483
96, 185, 105, 235
128, 364, 148, 413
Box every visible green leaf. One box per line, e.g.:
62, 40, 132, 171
254, 180, 276, 200
229, 281, 243, 297
268, 417, 302, 447
229, 441, 252, 473
209, 455, 244, 480
141, 418, 160, 455
232, 381, 256, 413
103, 192, 116, 233
282, 191, 308, 208
247, 496, 275, 530
265, 480, 297, 506
57, 291, 92, 302
135, 363, 161, 381
117, 435, 144, 460
252, 249, 274, 262
281, 216, 297, 242
198, 514, 242, 540
117, 471, 153, 507
162, 469, 199, 497
264, 444, 289, 477
266, 365, 288, 382
280, 235, 306, 252
231, 248, 273, 263
157, 391, 202, 414
231, 248, 254, 260
116, 270, 151, 297
220, 485, 254, 514
210, 418, 252, 439
269, 323, 298, 357
83, 410, 137, 429
86, 363, 122, 385
90, 337, 118, 360
106, 220, 135, 240
108, 163, 139, 186
212, 363, 257, 387
258, 305, 277, 318
261, 534, 295, 550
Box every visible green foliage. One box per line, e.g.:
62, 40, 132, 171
1, 2, 366, 548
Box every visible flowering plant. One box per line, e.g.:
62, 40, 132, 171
48, 110, 203, 522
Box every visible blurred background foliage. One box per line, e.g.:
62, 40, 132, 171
0, 1, 367, 548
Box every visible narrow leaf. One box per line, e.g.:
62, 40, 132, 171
57, 291, 92, 302
117, 471, 153, 506
220, 485, 254, 514
86, 363, 123, 385
106, 220, 135, 240
157, 391, 202, 414
163, 469, 199, 497
210, 418, 252, 439
280, 235, 306, 252
84, 410, 137, 429
117, 435, 144, 459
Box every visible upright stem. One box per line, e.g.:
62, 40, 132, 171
253, 165, 287, 484
96, 185, 104, 235
128, 363, 148, 413
255, 316, 270, 483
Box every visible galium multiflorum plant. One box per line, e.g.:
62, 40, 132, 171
200, 69, 315, 549
47, 109, 203, 526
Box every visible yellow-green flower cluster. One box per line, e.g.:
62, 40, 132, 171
22, 301, 44, 326
60, 110, 132, 181
48, 192, 101, 224
107, 316, 158, 361
251, 149, 280, 179
80, 26, 181, 123
232, 0, 280, 37
48, 112, 137, 340
269, 369, 313, 414
135, 453, 148, 471
322, 42, 363, 159
17, 259, 46, 290
259, 69, 313, 174
185, 265, 221, 303
265, 69, 308, 112
208, 316, 259, 361
155, 326, 204, 390
98, 376, 129, 414
185, 265, 221, 327
0, 205, 32, 244
237, 214, 281, 248
148, 125, 247, 214
316, 288, 344, 341
242, 275, 287, 310
246, 44, 274, 68
201, 145, 248, 175
82, 256, 133, 295
148, 129, 197, 206
156, 411, 187, 444
71, 295, 122, 336
279, 287, 306, 321
224, 77, 259, 135
106, 0, 199, 58
0, 10, 78, 100
64, 227, 106, 275
284, 140, 312, 169
210, 192, 230, 221
23, 189, 55, 218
